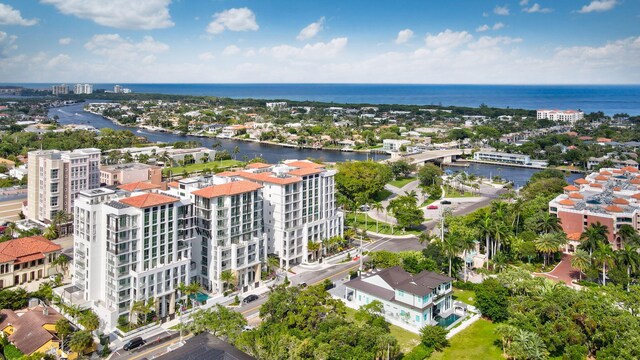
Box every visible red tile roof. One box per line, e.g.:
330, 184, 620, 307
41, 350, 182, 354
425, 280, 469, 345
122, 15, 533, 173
589, 183, 602, 188
574, 178, 588, 184
559, 199, 575, 206
0, 236, 61, 264
612, 169, 624, 174
613, 198, 630, 205
120, 193, 179, 208
595, 175, 609, 181
605, 205, 624, 212
568, 193, 584, 199
167, 181, 179, 188
246, 162, 272, 169
288, 168, 323, 176
117, 181, 161, 192
216, 171, 240, 177
286, 160, 325, 169
599, 170, 612, 175
567, 232, 582, 241
192, 180, 262, 198
633, 193, 640, 200
630, 178, 640, 185
2, 306, 64, 355
563, 185, 579, 191
622, 166, 639, 173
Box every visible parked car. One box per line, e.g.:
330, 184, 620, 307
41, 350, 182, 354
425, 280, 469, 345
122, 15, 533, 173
427, 205, 438, 210
299, 282, 308, 288
242, 294, 259, 304
441, 200, 452, 205
359, 204, 370, 211
123, 337, 145, 351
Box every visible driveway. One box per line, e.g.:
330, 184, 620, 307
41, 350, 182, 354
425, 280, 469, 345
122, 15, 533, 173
534, 254, 581, 286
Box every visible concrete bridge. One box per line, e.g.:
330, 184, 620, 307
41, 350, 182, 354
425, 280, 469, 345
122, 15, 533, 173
383, 149, 467, 166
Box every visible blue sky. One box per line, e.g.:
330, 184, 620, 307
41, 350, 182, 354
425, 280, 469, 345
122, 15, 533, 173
0, 0, 638, 83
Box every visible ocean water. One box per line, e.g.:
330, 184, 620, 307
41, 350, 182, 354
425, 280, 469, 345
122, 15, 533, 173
5, 83, 640, 115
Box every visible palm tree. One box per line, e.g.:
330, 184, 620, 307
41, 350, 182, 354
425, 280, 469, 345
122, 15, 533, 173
307, 240, 321, 261
478, 211, 493, 264
594, 243, 616, 286
55, 318, 72, 351
233, 146, 240, 160
43, 224, 58, 240
579, 222, 609, 256
220, 270, 236, 292
534, 232, 563, 267
52, 254, 69, 276
177, 282, 202, 309
439, 233, 461, 277
535, 212, 562, 234
618, 224, 639, 247
492, 220, 510, 256
510, 198, 525, 235
616, 245, 640, 291
495, 324, 518, 356
418, 231, 438, 247
405, 190, 418, 200
371, 202, 383, 233
79, 310, 100, 332
53, 210, 71, 236
129, 300, 146, 324
571, 249, 591, 281
4, 222, 18, 238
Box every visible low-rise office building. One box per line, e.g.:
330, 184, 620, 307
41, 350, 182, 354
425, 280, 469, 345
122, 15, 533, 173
0, 236, 62, 289
473, 151, 532, 165
383, 139, 411, 153
537, 109, 584, 124
100, 163, 162, 186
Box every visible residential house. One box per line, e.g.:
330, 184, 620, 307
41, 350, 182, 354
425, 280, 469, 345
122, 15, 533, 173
0, 236, 62, 289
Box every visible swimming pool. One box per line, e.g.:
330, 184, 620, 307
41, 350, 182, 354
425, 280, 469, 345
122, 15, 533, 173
437, 313, 460, 328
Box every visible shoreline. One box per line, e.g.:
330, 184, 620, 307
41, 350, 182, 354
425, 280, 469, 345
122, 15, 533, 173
461, 159, 585, 173
85, 108, 388, 155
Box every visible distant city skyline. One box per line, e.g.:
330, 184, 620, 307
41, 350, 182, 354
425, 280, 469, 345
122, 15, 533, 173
0, 0, 638, 84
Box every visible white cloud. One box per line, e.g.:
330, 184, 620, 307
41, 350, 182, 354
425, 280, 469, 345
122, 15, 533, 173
268, 37, 348, 60
0, 3, 37, 26
58, 37, 72, 45
578, 0, 618, 13
425, 29, 472, 50
296, 17, 325, 41
244, 48, 256, 57
0, 31, 17, 56
493, 22, 505, 30
395, 29, 414, 44
468, 36, 523, 49
519, 0, 530, 5
476, 24, 490, 32
222, 45, 240, 56
494, 5, 510, 15
206, 7, 258, 35
84, 34, 169, 62
41, 0, 172, 30
46, 53, 71, 68
198, 52, 215, 61
523, 3, 553, 13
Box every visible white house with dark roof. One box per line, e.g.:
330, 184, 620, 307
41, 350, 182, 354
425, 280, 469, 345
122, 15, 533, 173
344, 266, 454, 329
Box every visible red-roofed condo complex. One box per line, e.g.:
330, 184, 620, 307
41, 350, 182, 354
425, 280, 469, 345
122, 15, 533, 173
550, 167, 640, 252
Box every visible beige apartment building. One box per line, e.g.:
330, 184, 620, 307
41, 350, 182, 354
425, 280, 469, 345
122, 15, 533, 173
100, 163, 162, 186
26, 148, 101, 230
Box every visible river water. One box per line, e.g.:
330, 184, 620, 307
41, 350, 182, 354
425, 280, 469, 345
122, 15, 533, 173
49, 102, 384, 164
49, 102, 578, 186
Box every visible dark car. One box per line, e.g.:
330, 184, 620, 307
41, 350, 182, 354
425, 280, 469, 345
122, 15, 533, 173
242, 294, 259, 304
123, 337, 145, 351
441, 200, 452, 205
299, 282, 308, 288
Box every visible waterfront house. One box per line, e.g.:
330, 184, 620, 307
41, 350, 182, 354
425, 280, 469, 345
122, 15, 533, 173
344, 266, 454, 329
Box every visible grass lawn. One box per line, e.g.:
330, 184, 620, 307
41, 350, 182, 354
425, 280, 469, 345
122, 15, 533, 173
164, 159, 243, 176
344, 307, 420, 354
389, 177, 417, 189
345, 212, 422, 236
373, 189, 393, 202
429, 319, 502, 360
453, 288, 476, 306
443, 186, 476, 198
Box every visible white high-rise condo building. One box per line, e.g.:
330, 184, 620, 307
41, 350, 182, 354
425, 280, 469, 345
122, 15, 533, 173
167, 177, 266, 293
70, 188, 194, 331
230, 160, 344, 268
74, 83, 93, 94
537, 109, 584, 124
26, 148, 101, 229
51, 84, 69, 95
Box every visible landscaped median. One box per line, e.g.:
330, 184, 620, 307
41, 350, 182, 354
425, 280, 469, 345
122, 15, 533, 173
345, 212, 422, 236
